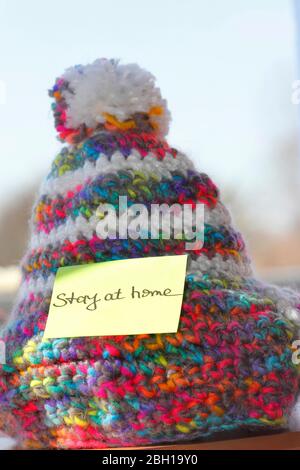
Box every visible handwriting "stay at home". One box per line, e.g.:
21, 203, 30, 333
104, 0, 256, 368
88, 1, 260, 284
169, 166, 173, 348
53, 286, 182, 312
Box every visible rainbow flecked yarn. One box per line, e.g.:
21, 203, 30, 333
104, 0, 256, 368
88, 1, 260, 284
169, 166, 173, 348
0, 59, 300, 449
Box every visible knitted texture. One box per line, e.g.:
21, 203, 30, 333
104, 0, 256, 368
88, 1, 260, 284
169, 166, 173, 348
0, 59, 300, 449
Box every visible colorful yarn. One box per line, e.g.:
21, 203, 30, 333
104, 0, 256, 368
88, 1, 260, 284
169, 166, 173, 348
0, 59, 300, 449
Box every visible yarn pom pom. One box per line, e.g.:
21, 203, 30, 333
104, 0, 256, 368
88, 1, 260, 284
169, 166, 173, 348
49, 58, 171, 144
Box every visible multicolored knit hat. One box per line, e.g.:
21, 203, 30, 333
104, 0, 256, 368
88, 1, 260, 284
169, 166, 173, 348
1, 58, 300, 449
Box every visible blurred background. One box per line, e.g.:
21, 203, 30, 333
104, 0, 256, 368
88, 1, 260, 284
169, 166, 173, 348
0, 0, 300, 330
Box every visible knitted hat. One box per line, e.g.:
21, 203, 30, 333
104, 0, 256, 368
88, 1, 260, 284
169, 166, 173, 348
1, 59, 300, 449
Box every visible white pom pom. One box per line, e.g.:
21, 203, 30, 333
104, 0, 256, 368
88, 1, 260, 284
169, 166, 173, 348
60, 59, 171, 137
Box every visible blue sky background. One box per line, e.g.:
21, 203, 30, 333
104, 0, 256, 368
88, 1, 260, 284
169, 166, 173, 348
0, 0, 299, 231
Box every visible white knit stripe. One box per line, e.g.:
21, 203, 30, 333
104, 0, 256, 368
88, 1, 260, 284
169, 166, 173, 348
15, 258, 300, 328
248, 278, 300, 324
208, 202, 231, 226
29, 201, 231, 251
8, 259, 300, 336
188, 254, 252, 279
189, 259, 300, 326
17, 274, 55, 301
5, 274, 56, 329
15, 254, 250, 303
39, 150, 195, 198
30, 214, 97, 249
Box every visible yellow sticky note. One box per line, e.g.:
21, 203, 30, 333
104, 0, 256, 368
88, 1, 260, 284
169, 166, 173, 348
44, 255, 188, 339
